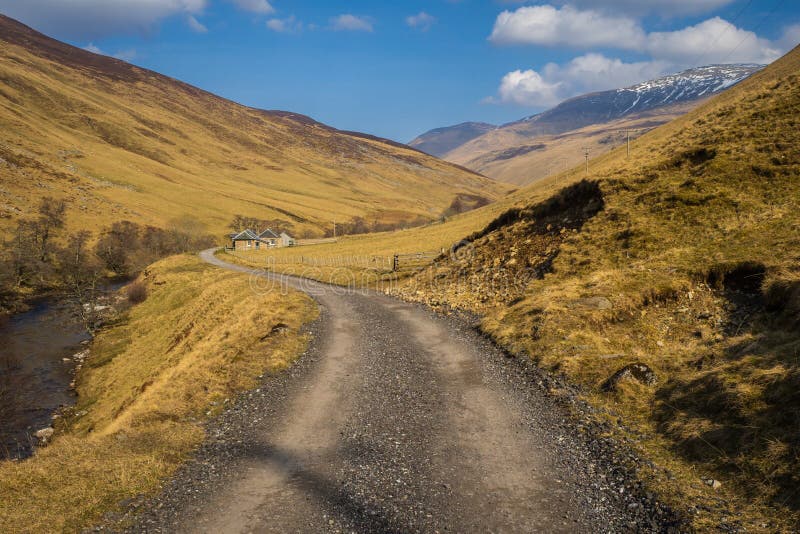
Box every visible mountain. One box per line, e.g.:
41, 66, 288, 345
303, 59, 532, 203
409, 122, 496, 158
429, 65, 763, 185
0, 15, 507, 238
398, 45, 800, 530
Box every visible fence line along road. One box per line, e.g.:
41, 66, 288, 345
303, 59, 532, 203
228, 250, 442, 273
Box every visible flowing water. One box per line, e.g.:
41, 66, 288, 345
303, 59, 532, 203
0, 298, 90, 459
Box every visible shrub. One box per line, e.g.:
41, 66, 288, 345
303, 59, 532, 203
126, 281, 147, 304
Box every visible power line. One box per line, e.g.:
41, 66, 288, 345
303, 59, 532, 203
721, 0, 787, 64
691, 0, 755, 67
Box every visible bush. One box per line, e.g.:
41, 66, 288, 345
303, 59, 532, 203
126, 281, 147, 304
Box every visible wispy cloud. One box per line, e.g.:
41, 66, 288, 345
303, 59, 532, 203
82, 43, 137, 63
266, 15, 303, 34
0, 0, 208, 39
406, 12, 436, 31
187, 15, 208, 33
330, 14, 373, 32
227, 0, 274, 14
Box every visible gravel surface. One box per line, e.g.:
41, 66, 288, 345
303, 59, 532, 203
98, 251, 685, 533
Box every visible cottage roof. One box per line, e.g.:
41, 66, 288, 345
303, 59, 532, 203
259, 228, 279, 239
232, 229, 259, 241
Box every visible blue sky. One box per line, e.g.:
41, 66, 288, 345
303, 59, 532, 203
1, 1, 799, 141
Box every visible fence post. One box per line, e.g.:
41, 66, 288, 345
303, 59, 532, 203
393, 254, 399, 272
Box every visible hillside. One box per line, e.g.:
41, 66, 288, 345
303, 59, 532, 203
408, 121, 496, 158
423, 65, 762, 185
230, 43, 800, 530
0, 15, 507, 239
394, 46, 800, 529
447, 102, 696, 186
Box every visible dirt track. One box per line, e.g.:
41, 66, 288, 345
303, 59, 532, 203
116, 250, 673, 533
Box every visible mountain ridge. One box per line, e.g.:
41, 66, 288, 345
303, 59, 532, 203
411, 64, 763, 185
0, 14, 506, 238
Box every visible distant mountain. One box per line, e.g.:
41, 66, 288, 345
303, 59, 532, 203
409, 122, 496, 158
503, 64, 764, 138
423, 64, 764, 185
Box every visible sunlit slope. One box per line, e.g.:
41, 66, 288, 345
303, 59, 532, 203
394, 45, 800, 529
446, 103, 696, 186
0, 15, 506, 237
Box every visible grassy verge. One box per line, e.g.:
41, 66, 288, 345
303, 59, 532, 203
0, 254, 317, 532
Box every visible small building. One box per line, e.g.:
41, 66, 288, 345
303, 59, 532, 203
280, 232, 295, 247
230, 228, 293, 250
258, 228, 280, 247
231, 229, 262, 251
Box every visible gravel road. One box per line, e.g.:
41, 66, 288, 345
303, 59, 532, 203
111, 250, 679, 533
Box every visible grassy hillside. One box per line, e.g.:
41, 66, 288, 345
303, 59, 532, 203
397, 45, 800, 530
231, 45, 800, 529
0, 15, 507, 239
0, 255, 316, 532
446, 103, 696, 186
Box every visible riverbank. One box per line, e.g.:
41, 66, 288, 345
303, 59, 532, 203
0, 254, 317, 532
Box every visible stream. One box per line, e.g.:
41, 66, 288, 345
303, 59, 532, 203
0, 282, 127, 460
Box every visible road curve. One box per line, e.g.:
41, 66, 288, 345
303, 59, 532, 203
120, 249, 668, 533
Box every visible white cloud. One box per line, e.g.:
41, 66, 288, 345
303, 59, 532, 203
227, 0, 274, 14
330, 14, 374, 33
490, 6, 783, 66
489, 5, 645, 48
83, 43, 104, 54
491, 53, 669, 107
187, 14, 207, 33
493, 69, 564, 107
266, 15, 302, 34
406, 12, 436, 31
82, 43, 137, 62
535, 0, 735, 16
0, 0, 207, 39
646, 17, 781, 65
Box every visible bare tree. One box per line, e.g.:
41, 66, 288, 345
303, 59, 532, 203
34, 197, 66, 263
57, 231, 103, 335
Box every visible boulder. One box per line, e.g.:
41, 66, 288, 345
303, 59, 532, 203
34, 427, 54, 445
568, 297, 613, 310
602, 362, 657, 391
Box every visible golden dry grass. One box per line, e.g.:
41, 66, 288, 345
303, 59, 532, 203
0, 255, 316, 532
228, 46, 800, 530
0, 15, 507, 240
445, 103, 697, 186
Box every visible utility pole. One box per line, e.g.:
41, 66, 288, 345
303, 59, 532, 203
582, 147, 590, 177
626, 129, 631, 158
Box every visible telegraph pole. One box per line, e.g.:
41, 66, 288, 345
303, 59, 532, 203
626, 129, 631, 157
582, 147, 590, 176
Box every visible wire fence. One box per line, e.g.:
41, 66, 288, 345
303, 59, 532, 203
229, 250, 442, 273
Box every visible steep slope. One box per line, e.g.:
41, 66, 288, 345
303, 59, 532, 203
395, 47, 800, 529
441, 65, 762, 185
0, 15, 507, 238
408, 122, 496, 158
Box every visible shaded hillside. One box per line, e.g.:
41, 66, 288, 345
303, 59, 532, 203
409, 122, 496, 158
439, 65, 761, 185
397, 47, 800, 530
0, 15, 506, 238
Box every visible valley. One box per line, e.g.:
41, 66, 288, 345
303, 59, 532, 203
0, 5, 798, 534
